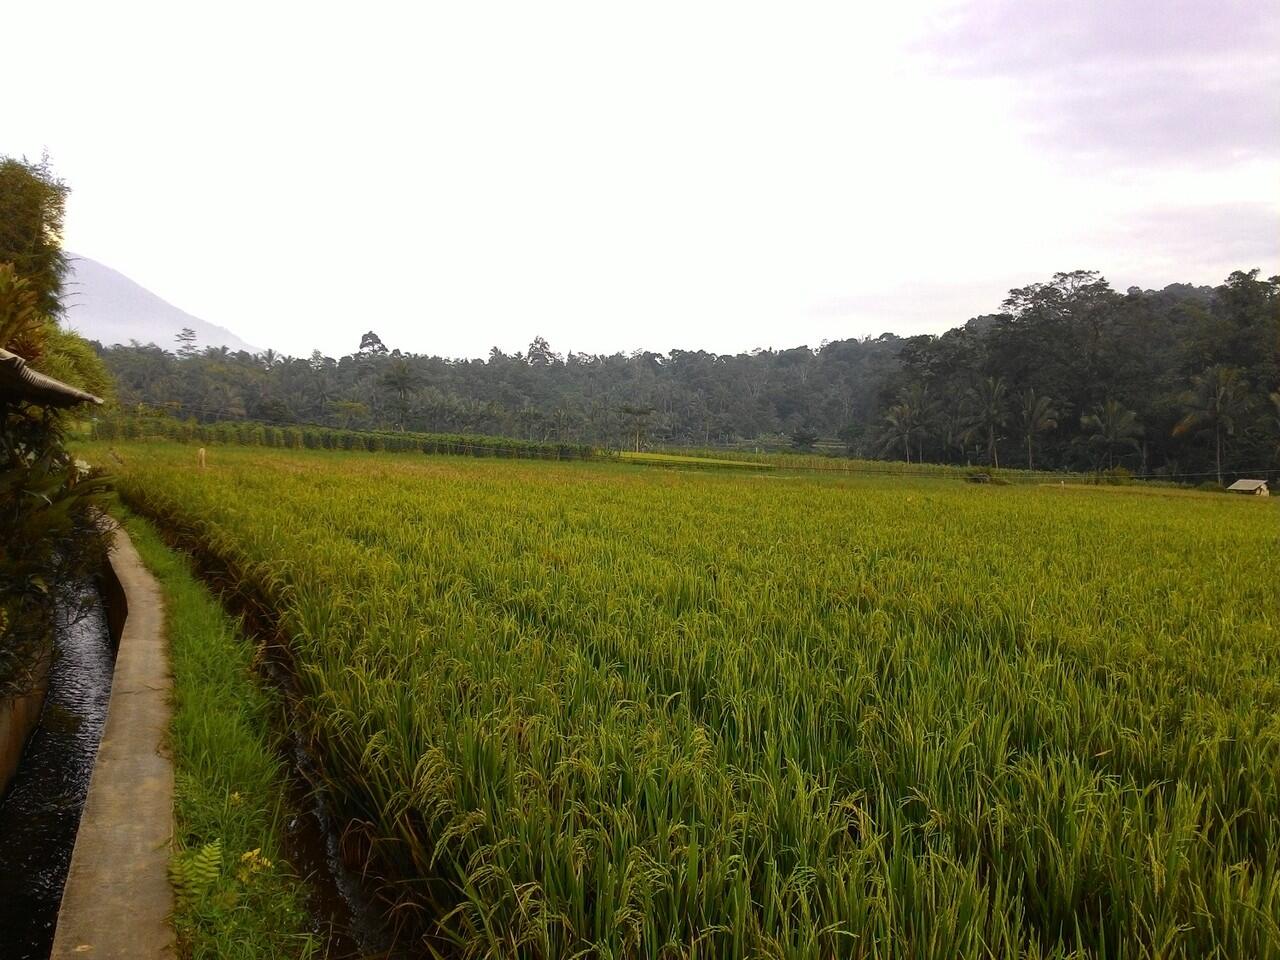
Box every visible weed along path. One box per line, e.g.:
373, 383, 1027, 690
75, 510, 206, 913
50, 524, 175, 959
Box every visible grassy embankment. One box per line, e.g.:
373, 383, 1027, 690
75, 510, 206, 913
120, 511, 320, 959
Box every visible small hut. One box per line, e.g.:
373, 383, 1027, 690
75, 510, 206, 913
1226, 479, 1270, 497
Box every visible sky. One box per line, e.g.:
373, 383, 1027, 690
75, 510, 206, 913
7, 0, 1278, 359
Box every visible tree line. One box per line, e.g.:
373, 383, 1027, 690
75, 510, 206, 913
97, 267, 1279, 481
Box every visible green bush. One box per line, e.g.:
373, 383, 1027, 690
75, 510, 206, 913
1, 261, 111, 696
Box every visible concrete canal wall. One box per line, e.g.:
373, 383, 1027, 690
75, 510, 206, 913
0, 663, 50, 799
51, 524, 175, 959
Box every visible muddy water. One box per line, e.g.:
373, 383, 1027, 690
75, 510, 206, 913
0, 585, 115, 959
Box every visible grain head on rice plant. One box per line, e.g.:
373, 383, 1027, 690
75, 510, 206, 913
97, 442, 1280, 959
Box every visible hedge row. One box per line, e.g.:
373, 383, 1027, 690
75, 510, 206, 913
90, 414, 596, 461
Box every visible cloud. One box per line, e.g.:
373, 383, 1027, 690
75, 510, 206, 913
1102, 201, 1280, 281
924, 0, 1280, 165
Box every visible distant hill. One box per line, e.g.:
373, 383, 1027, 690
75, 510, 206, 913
61, 253, 260, 354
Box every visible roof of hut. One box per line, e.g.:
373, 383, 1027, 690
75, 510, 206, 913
0, 347, 103, 408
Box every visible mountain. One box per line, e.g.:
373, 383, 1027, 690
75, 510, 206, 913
61, 253, 260, 354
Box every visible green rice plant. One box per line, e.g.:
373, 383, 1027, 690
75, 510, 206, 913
93, 442, 1280, 958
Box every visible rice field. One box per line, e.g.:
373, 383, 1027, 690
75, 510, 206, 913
99, 443, 1279, 958
615, 451, 776, 471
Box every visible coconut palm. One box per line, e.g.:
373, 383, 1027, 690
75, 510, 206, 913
1271, 392, 1280, 462
878, 403, 919, 463
380, 358, 420, 431
1173, 365, 1246, 486
1017, 388, 1058, 471
963, 376, 1009, 468
899, 382, 938, 463
1081, 399, 1142, 470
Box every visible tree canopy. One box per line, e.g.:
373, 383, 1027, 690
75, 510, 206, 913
96, 268, 1280, 481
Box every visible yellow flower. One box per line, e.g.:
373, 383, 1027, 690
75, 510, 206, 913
235, 847, 273, 883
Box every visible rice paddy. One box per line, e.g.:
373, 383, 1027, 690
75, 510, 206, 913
100, 443, 1279, 958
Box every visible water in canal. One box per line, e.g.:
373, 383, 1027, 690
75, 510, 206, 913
0, 584, 115, 959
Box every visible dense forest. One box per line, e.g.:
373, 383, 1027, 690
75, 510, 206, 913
98, 268, 1279, 480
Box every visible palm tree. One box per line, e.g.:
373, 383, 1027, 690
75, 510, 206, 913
938, 407, 969, 464
899, 382, 937, 463
878, 403, 919, 463
1271, 392, 1280, 463
380, 358, 419, 431
621, 404, 655, 452
876, 384, 937, 464
1017, 389, 1058, 471
964, 376, 1008, 468
1173, 365, 1246, 486
1081, 399, 1142, 470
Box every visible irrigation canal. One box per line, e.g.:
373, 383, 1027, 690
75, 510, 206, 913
0, 585, 115, 959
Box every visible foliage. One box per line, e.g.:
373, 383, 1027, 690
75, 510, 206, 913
1173, 365, 1247, 486
1080, 399, 1143, 471
37, 321, 115, 403
94, 270, 1280, 480
90, 411, 593, 460
0, 155, 112, 696
103, 442, 1280, 958
788, 427, 818, 451
877, 400, 923, 463
1017, 388, 1058, 472
0, 155, 67, 319
170, 839, 223, 911
962, 376, 1008, 468
0, 425, 107, 695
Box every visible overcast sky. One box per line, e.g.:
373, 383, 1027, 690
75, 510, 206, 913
8, 0, 1278, 359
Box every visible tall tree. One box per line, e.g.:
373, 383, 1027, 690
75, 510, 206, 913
964, 376, 1008, 468
621, 404, 654, 452
1173, 365, 1247, 486
359, 331, 389, 355
899, 382, 937, 463
175, 327, 198, 358
1081, 399, 1142, 470
878, 403, 919, 463
1017, 389, 1058, 471
0, 154, 68, 317
1270, 392, 1280, 463
90, 267, 1276, 478
1, 161, 112, 698
381, 358, 420, 431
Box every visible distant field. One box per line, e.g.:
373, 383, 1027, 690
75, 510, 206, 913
96, 443, 1279, 958
616, 450, 776, 470
653, 446, 1099, 483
